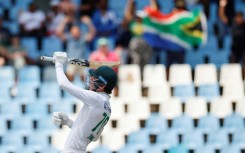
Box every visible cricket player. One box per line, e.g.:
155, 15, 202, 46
52, 52, 118, 153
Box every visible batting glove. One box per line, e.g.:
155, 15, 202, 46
53, 51, 67, 64
52, 112, 73, 128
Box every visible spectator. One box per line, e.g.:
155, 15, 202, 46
216, 0, 235, 48
18, 3, 46, 37
56, 16, 96, 81
0, 17, 11, 48
47, 0, 65, 36
92, 0, 119, 38
59, 0, 77, 20
89, 37, 120, 71
0, 56, 5, 66
80, 0, 96, 17
4, 35, 27, 70
230, 12, 245, 65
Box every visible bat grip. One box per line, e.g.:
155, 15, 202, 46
40, 56, 55, 62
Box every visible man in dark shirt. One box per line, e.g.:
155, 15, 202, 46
230, 12, 245, 64
0, 17, 11, 48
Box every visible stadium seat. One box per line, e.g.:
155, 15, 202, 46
220, 144, 241, 153
117, 115, 141, 135
144, 114, 167, 134
39, 82, 61, 100
233, 129, 245, 147
172, 115, 194, 134
185, 49, 205, 69
91, 145, 112, 153
0, 66, 15, 88
21, 37, 40, 60
222, 83, 245, 102
102, 129, 125, 151
87, 140, 101, 152
127, 98, 151, 120
156, 130, 178, 149
142, 144, 164, 153
11, 116, 34, 133
148, 83, 171, 103
220, 64, 243, 86
194, 64, 217, 86
207, 129, 229, 149
18, 65, 41, 88
42, 36, 63, 57
0, 117, 7, 133
143, 64, 167, 87
209, 49, 230, 69
127, 129, 150, 150
26, 102, 49, 118
198, 114, 220, 133
173, 84, 195, 102
51, 102, 74, 115
2, 132, 24, 149
110, 98, 125, 120
197, 84, 220, 102
182, 130, 204, 149
168, 145, 189, 153
210, 97, 232, 118
169, 64, 192, 86
1, 102, 22, 118
185, 97, 207, 119
236, 98, 245, 117
195, 145, 215, 153
27, 131, 50, 148
160, 98, 182, 119
223, 113, 244, 132
15, 85, 37, 101
37, 116, 58, 133
118, 65, 142, 100
51, 128, 70, 151
40, 147, 59, 153
117, 145, 138, 153
0, 86, 11, 101
43, 65, 57, 82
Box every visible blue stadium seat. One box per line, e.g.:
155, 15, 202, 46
11, 116, 33, 133
207, 130, 229, 149
18, 66, 41, 88
91, 145, 112, 153
15, 85, 37, 101
173, 85, 195, 102
3, 21, 19, 34
182, 130, 204, 149
16, 0, 32, 9
127, 129, 150, 150
0, 66, 15, 88
40, 147, 59, 153
26, 102, 49, 118
224, 113, 244, 132
142, 144, 163, 153
220, 145, 241, 153
42, 36, 63, 57
0, 86, 11, 101
37, 116, 58, 134
144, 114, 167, 134
197, 114, 220, 133
233, 129, 245, 147
43, 66, 56, 82
51, 101, 74, 114
27, 131, 50, 147
197, 84, 220, 102
1, 102, 22, 118
172, 115, 194, 134
2, 132, 24, 149
185, 49, 205, 69
21, 37, 40, 60
156, 130, 178, 149
0, 117, 7, 133
195, 145, 215, 153
39, 82, 61, 100
117, 145, 138, 153
209, 49, 230, 69
168, 145, 189, 153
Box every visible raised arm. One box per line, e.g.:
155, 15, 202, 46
54, 52, 100, 106
81, 16, 96, 42
55, 17, 70, 42
219, 0, 228, 24
124, 0, 135, 23
150, 0, 159, 10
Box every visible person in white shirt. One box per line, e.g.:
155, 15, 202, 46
52, 52, 117, 153
19, 3, 46, 36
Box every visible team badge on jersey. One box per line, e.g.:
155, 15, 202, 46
104, 102, 111, 113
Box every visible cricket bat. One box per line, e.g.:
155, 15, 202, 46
40, 56, 120, 69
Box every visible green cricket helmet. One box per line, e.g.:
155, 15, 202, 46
88, 66, 118, 93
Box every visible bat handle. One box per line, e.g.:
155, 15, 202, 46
40, 56, 55, 62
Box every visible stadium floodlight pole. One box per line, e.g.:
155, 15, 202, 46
40, 56, 120, 69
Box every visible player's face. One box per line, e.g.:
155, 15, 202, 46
86, 76, 106, 91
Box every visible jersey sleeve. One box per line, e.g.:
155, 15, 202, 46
55, 61, 100, 106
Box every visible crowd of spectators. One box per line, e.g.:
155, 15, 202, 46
0, 0, 244, 78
